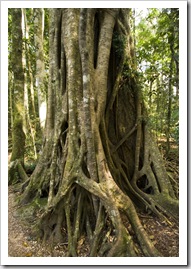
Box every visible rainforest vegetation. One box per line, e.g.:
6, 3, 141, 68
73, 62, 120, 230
8, 8, 179, 257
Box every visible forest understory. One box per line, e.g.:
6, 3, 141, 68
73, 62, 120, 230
8, 141, 179, 257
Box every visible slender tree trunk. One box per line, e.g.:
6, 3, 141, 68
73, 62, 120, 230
17, 8, 178, 257
34, 8, 46, 130
166, 9, 176, 155
166, 56, 173, 154
22, 8, 38, 159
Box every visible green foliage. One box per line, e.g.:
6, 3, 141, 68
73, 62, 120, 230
170, 107, 179, 143
135, 8, 179, 147
112, 31, 126, 56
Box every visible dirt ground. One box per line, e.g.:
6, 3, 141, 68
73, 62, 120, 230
8, 185, 179, 257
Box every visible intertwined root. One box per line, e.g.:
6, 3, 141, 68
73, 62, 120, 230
13, 8, 178, 257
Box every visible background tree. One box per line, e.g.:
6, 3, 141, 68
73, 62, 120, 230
9, 8, 179, 257
8, 9, 26, 184
22, 8, 39, 159
34, 8, 47, 130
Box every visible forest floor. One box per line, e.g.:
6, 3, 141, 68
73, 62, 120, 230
8, 185, 179, 257
8, 140, 179, 257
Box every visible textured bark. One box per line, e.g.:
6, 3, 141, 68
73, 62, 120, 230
22, 8, 38, 159
9, 9, 27, 186
9, 9, 25, 166
17, 8, 178, 257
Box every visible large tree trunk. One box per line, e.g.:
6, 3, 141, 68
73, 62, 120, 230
18, 8, 178, 257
